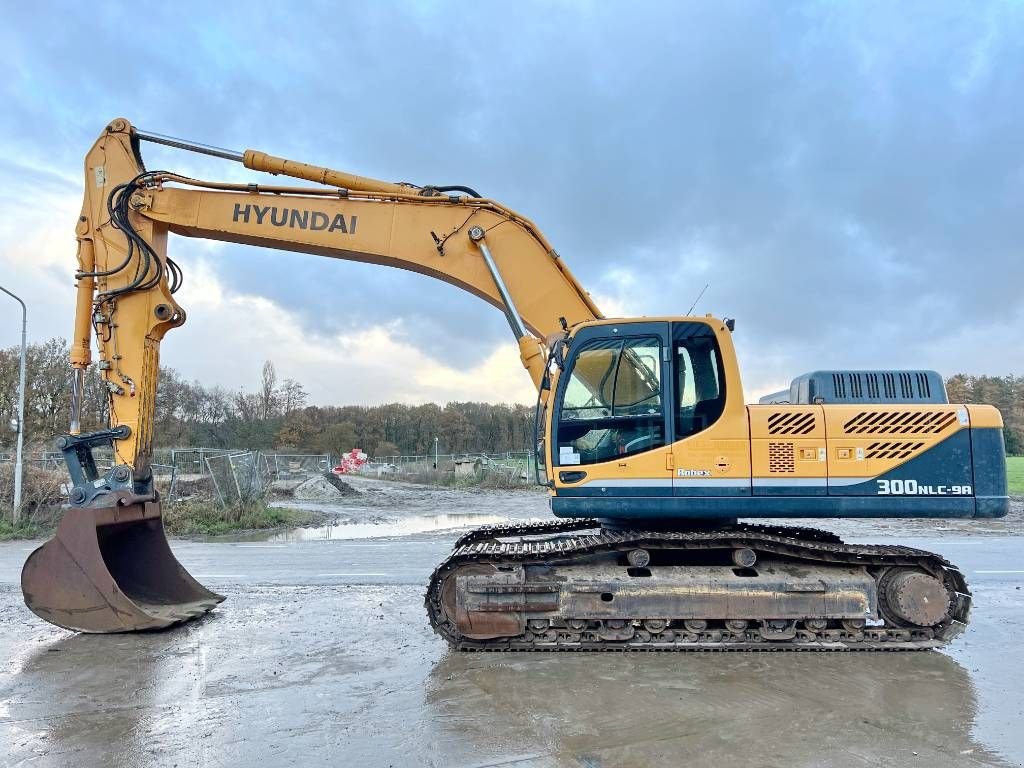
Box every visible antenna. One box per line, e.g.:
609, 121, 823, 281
686, 283, 710, 315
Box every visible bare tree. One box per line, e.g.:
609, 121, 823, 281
259, 361, 278, 421
279, 378, 307, 414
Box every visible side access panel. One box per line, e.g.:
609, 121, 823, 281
670, 319, 752, 499
748, 405, 827, 496
967, 405, 1010, 518
823, 404, 975, 516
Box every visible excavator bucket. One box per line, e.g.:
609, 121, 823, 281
21, 500, 223, 633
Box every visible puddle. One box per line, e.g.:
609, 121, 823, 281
270, 512, 511, 541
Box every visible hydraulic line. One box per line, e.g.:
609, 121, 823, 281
91, 172, 177, 300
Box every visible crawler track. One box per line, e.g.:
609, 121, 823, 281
426, 521, 970, 651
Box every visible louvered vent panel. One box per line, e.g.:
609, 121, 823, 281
781, 370, 946, 405
865, 441, 926, 460
882, 373, 896, 399
899, 373, 912, 398
865, 373, 879, 399
916, 372, 932, 399
842, 410, 958, 435
768, 442, 796, 473
767, 412, 817, 435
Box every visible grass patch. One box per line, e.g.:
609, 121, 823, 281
0, 499, 324, 540
1007, 456, 1024, 496
0, 517, 50, 541
161, 499, 322, 536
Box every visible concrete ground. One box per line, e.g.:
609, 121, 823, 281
1, 477, 1022, 767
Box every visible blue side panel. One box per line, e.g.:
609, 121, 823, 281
676, 485, 751, 497
550, 495, 978, 520
753, 485, 826, 497
557, 485, 674, 497
829, 430, 973, 496
971, 427, 1009, 518
672, 485, 748, 497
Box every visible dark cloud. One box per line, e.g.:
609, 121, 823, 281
2, 1, 1021, 396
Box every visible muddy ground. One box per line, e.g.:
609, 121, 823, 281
0, 476, 1022, 767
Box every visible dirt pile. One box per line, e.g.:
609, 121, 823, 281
293, 473, 358, 501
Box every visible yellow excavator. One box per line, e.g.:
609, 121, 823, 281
22, 119, 1008, 650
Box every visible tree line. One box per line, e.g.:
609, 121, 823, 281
1, 338, 1021, 457
0, 339, 534, 457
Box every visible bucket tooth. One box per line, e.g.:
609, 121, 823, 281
21, 500, 224, 633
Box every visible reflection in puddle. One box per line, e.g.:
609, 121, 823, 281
425, 651, 1004, 767
270, 512, 510, 541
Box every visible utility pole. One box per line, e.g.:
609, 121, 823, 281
0, 286, 26, 524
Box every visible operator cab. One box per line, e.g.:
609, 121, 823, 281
552, 321, 727, 467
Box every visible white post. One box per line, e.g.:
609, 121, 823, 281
434, 436, 439, 470
0, 285, 27, 524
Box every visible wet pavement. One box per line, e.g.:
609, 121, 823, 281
1, 478, 1022, 767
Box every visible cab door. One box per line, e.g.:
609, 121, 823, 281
670, 321, 751, 497
551, 322, 674, 497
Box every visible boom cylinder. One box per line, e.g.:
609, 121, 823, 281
133, 129, 244, 162
70, 235, 95, 435
469, 226, 528, 339
71, 237, 94, 368
69, 369, 85, 436
133, 126, 413, 195
242, 150, 412, 195
467, 225, 547, 389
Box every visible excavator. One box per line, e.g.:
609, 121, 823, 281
21, 118, 1008, 650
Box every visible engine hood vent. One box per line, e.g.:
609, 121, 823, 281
759, 370, 947, 405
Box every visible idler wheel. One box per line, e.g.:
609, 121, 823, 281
627, 549, 650, 568
884, 569, 950, 627
731, 548, 757, 568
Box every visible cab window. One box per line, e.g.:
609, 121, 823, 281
557, 336, 665, 465
675, 327, 725, 439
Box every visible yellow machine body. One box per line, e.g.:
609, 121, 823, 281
543, 318, 1006, 521
20, 120, 1007, 636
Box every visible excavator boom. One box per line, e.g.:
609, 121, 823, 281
71, 119, 602, 470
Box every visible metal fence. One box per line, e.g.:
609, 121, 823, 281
0, 446, 537, 497
266, 453, 332, 479
164, 448, 233, 477
205, 451, 263, 504
0, 447, 335, 506
369, 450, 534, 481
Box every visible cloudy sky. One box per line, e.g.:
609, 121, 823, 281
0, 1, 1021, 406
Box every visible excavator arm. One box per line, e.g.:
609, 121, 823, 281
72, 118, 601, 473
22, 118, 601, 632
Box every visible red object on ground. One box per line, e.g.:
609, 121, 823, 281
333, 448, 369, 474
